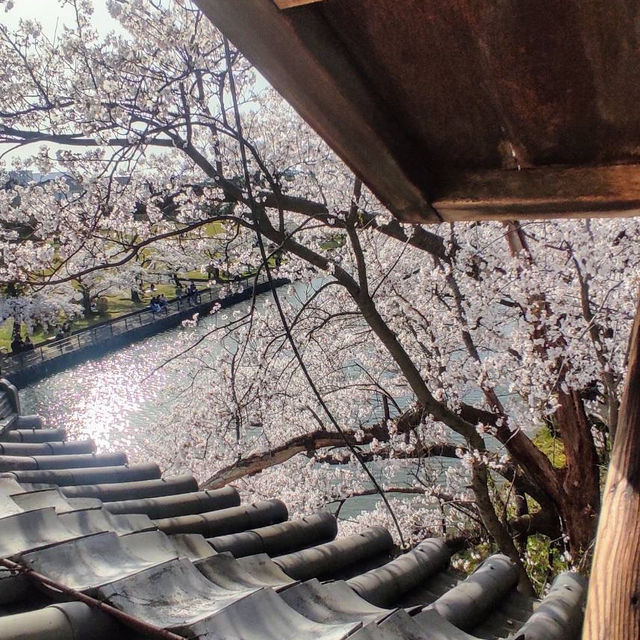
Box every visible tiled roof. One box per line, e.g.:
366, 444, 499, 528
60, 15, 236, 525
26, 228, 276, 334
0, 380, 586, 639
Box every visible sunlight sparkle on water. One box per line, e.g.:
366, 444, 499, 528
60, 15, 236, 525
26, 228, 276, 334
21, 331, 193, 455
20, 285, 315, 461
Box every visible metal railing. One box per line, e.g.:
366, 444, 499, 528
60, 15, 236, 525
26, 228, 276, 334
1, 274, 268, 375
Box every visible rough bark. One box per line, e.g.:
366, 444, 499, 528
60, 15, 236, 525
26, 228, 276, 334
471, 464, 536, 596
80, 286, 93, 317
509, 509, 561, 541
315, 443, 460, 465
555, 390, 601, 556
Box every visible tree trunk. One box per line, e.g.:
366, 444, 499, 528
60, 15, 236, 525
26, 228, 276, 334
555, 390, 600, 557
81, 286, 93, 316
471, 464, 536, 596
583, 295, 640, 639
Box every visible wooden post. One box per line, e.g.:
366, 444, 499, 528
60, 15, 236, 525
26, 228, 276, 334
583, 294, 640, 638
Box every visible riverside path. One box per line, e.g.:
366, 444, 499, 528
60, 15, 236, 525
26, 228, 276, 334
1, 274, 289, 387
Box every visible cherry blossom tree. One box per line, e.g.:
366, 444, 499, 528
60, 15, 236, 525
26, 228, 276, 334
1, 0, 638, 592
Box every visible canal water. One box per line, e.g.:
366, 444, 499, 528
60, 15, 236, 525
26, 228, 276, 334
20, 286, 281, 453
19, 281, 470, 520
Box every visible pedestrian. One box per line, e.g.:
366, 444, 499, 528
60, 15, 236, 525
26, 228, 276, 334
188, 281, 199, 305
11, 334, 24, 354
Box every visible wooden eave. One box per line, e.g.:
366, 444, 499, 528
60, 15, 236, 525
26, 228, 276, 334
196, 0, 640, 224
273, 0, 323, 8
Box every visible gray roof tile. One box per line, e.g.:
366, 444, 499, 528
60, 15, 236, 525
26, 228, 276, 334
20, 531, 177, 595
96, 557, 258, 631
103, 487, 240, 519
0, 383, 587, 640
196, 552, 295, 591
10, 488, 102, 514
0, 508, 79, 558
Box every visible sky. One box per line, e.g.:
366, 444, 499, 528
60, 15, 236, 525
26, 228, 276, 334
1, 1, 122, 163
2, 0, 120, 37
1, 0, 272, 166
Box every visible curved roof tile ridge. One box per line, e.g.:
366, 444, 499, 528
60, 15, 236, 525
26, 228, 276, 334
208, 511, 338, 557
0, 380, 587, 640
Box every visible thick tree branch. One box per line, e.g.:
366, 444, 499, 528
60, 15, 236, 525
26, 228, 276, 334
315, 442, 461, 465
203, 403, 441, 488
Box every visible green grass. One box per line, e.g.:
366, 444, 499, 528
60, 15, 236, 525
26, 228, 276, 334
0, 283, 180, 353
0, 320, 56, 354
533, 425, 567, 469
523, 534, 572, 593
204, 221, 225, 236
321, 234, 346, 250
2, 251, 274, 354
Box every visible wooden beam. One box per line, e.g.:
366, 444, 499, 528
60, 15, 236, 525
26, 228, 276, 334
273, 0, 324, 8
434, 164, 640, 221
194, 0, 439, 224
196, 0, 640, 223
583, 292, 640, 639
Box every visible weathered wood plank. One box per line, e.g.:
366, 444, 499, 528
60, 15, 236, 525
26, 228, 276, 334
320, 1, 640, 171
583, 293, 640, 639
273, 0, 324, 8
434, 164, 640, 221
196, 0, 640, 223
195, 0, 439, 223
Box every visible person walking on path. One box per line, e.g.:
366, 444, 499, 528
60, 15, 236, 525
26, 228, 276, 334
187, 281, 200, 305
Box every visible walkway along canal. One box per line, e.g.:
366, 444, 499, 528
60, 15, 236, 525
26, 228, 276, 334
1, 274, 289, 387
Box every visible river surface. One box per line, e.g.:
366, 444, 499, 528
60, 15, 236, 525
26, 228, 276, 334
20, 285, 283, 452
19, 281, 477, 519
